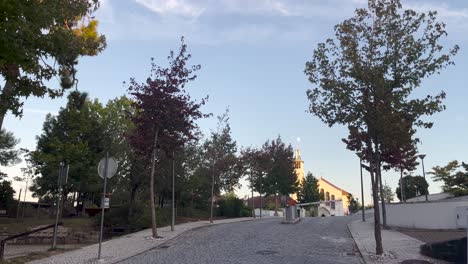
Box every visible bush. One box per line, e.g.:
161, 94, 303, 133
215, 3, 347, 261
217, 195, 252, 218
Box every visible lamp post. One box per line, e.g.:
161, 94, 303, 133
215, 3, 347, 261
418, 154, 428, 201
356, 152, 365, 222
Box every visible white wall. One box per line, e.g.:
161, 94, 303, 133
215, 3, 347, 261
254, 208, 283, 217
406, 192, 454, 202
382, 198, 468, 229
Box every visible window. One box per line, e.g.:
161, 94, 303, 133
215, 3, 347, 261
331, 195, 335, 209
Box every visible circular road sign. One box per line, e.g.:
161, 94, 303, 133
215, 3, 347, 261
98, 157, 118, 179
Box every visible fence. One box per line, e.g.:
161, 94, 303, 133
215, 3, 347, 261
381, 197, 468, 230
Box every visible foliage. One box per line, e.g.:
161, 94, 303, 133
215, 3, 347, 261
298, 172, 320, 203
30, 91, 105, 200
217, 192, 251, 218
395, 175, 429, 201
261, 136, 298, 197
430, 161, 468, 196
347, 193, 359, 214
380, 182, 394, 203
0, 180, 15, 210
304, 0, 457, 254
203, 110, 241, 194
127, 38, 208, 237
0, 129, 22, 179
0, 0, 106, 129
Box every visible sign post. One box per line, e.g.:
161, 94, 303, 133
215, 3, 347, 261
97, 153, 118, 260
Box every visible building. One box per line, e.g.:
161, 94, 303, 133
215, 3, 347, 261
291, 149, 304, 201
291, 148, 352, 216
317, 177, 351, 216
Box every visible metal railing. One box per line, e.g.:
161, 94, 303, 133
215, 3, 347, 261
0, 222, 63, 260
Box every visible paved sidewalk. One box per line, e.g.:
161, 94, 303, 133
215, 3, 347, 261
348, 220, 447, 264
27, 217, 263, 264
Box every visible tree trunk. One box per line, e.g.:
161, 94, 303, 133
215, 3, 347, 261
366, 133, 383, 254
0, 78, 15, 131
128, 185, 138, 222
377, 158, 387, 228
274, 193, 278, 216
209, 165, 215, 224
149, 128, 160, 238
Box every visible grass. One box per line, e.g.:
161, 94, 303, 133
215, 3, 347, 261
0, 248, 72, 264
0, 217, 95, 234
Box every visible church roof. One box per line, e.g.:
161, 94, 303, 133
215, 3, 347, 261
319, 177, 350, 195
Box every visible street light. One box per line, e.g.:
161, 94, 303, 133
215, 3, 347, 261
356, 152, 365, 222
418, 154, 428, 201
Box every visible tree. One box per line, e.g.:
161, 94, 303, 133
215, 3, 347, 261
431, 161, 468, 196
395, 175, 428, 201
0, 0, 106, 130
204, 110, 241, 223
0, 129, 22, 179
128, 38, 208, 238
298, 172, 320, 203
305, 0, 457, 254
0, 180, 15, 212
30, 91, 106, 210
347, 193, 359, 214
380, 182, 394, 203
261, 136, 298, 215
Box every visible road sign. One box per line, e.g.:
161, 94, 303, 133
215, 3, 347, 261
98, 157, 118, 179
103, 197, 110, 209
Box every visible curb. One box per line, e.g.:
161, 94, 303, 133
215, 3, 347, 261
347, 221, 369, 264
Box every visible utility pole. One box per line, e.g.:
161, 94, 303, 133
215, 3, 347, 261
98, 153, 109, 260
171, 150, 175, 231
418, 154, 428, 201
16, 189, 22, 220
357, 152, 365, 222
259, 174, 263, 219
52, 162, 65, 250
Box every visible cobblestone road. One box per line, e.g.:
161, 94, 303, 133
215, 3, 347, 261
119, 217, 363, 264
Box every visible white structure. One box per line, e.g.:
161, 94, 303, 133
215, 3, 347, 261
382, 195, 468, 229
406, 192, 454, 202
298, 200, 346, 217
254, 208, 283, 217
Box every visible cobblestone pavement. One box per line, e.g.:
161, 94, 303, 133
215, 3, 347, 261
119, 217, 363, 264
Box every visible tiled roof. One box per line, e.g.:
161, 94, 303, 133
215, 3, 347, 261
319, 177, 350, 195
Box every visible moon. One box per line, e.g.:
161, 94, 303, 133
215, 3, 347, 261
296, 137, 301, 143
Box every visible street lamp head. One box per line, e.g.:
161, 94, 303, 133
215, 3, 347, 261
418, 154, 426, 160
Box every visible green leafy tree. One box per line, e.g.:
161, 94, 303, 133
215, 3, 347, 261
395, 175, 428, 201
347, 193, 359, 214
380, 182, 394, 203
304, 0, 457, 254
0, 180, 15, 212
30, 91, 106, 210
261, 136, 298, 215
430, 161, 468, 196
0, 129, 22, 179
298, 172, 320, 203
0, 0, 106, 129
204, 110, 241, 223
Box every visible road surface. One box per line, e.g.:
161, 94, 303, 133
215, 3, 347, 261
119, 216, 363, 264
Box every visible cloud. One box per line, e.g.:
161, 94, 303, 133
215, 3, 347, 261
135, 0, 205, 17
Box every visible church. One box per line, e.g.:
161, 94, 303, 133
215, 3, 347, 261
292, 149, 352, 216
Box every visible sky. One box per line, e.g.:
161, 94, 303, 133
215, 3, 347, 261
2, 0, 468, 205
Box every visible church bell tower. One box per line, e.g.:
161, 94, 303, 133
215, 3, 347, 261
291, 148, 304, 201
